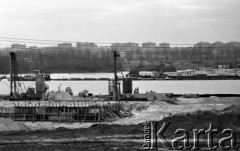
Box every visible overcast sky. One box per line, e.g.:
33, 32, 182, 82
0, 0, 240, 46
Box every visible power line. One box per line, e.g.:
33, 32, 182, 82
0, 36, 73, 43
0, 36, 193, 45
0, 39, 59, 45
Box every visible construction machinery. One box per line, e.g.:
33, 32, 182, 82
9, 52, 48, 101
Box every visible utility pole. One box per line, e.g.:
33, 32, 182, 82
113, 51, 120, 100
10, 52, 17, 97
192, 61, 195, 74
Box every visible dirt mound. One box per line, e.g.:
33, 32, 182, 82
48, 91, 76, 100
0, 118, 30, 131
220, 104, 240, 114
158, 109, 240, 139
48, 91, 93, 101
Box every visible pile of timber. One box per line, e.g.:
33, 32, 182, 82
100, 103, 134, 122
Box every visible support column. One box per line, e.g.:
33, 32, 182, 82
113, 51, 120, 100
10, 52, 17, 97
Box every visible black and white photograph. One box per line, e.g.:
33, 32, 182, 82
0, 0, 240, 150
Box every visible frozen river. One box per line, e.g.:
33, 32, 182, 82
1, 73, 240, 95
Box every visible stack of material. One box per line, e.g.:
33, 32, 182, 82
49, 91, 74, 100
48, 91, 93, 101
48, 91, 80, 101
78, 90, 88, 97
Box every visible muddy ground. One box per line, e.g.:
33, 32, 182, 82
1, 110, 240, 151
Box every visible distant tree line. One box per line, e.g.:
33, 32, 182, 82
0, 41, 240, 74
0, 49, 113, 74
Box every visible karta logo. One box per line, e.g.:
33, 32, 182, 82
142, 122, 239, 150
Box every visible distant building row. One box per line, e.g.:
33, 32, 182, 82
111, 42, 170, 49
10, 41, 240, 50
58, 42, 97, 49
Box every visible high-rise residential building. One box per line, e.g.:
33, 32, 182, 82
76, 42, 97, 50
58, 43, 72, 49
111, 42, 139, 58
11, 43, 26, 49
142, 42, 156, 48
194, 42, 212, 48
159, 42, 170, 48
111, 42, 139, 50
